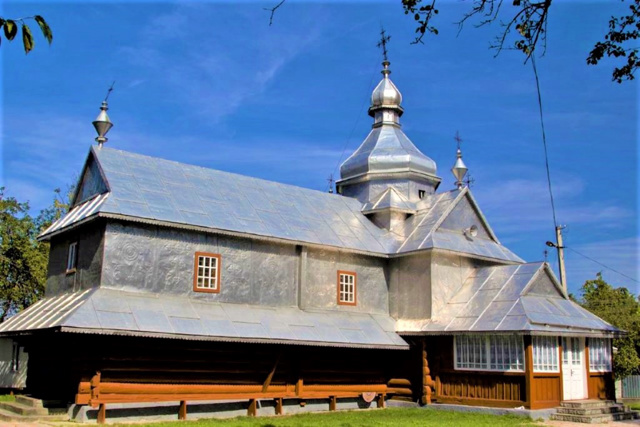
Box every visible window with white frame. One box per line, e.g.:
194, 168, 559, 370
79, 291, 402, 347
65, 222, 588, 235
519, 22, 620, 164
589, 338, 612, 372
533, 336, 559, 372
193, 252, 221, 293
455, 335, 524, 372
337, 271, 356, 305
66, 242, 78, 272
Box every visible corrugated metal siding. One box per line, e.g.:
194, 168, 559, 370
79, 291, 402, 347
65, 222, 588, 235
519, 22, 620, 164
623, 375, 640, 398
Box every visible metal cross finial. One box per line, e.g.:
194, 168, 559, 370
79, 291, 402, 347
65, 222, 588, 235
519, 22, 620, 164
104, 81, 116, 102
327, 174, 334, 193
454, 131, 463, 150
377, 27, 391, 62
464, 173, 475, 188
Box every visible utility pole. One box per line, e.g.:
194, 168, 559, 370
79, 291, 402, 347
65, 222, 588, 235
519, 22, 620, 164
547, 226, 567, 294
555, 225, 567, 294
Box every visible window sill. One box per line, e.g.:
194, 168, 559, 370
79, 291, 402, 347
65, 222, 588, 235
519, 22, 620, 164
193, 287, 220, 294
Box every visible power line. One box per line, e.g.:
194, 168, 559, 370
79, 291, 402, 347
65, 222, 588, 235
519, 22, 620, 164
565, 246, 639, 284
530, 55, 558, 229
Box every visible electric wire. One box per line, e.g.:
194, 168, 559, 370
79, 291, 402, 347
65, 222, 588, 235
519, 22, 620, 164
530, 55, 558, 229
565, 246, 639, 284
327, 62, 379, 192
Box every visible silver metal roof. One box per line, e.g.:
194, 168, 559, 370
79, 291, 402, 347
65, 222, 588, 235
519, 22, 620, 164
0, 288, 408, 350
39, 147, 521, 263
398, 262, 619, 337
361, 187, 416, 215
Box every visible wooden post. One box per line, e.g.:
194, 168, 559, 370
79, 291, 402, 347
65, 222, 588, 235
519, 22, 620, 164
97, 403, 106, 424
247, 399, 257, 416
275, 398, 283, 415
329, 396, 337, 411
178, 401, 187, 420
262, 352, 281, 392
524, 336, 534, 409
295, 378, 303, 396
377, 394, 385, 408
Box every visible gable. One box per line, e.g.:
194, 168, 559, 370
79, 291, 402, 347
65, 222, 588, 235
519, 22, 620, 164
524, 267, 564, 298
73, 152, 108, 206
437, 194, 493, 241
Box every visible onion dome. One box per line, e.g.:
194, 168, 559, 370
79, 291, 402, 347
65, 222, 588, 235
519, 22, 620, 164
339, 60, 439, 186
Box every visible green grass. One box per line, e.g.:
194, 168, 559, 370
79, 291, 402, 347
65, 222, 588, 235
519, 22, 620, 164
0, 394, 15, 402
629, 403, 640, 411
112, 407, 535, 427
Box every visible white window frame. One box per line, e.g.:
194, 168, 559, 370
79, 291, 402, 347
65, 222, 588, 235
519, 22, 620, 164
66, 242, 78, 272
194, 252, 221, 293
533, 336, 560, 373
589, 338, 612, 372
454, 335, 525, 372
337, 271, 356, 305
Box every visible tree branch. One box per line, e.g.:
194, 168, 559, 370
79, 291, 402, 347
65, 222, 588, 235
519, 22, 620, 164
264, 0, 286, 26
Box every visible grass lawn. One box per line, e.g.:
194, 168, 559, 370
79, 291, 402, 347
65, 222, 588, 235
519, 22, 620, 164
112, 407, 536, 427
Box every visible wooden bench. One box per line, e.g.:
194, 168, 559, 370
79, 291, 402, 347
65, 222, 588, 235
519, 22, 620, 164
76, 372, 387, 423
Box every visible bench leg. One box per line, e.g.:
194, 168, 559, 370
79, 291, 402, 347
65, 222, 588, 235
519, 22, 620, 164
329, 396, 337, 411
377, 394, 385, 408
179, 400, 187, 420
97, 403, 106, 424
275, 398, 283, 415
248, 398, 257, 416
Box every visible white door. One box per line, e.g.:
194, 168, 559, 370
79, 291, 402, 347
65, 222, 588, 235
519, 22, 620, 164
562, 337, 587, 400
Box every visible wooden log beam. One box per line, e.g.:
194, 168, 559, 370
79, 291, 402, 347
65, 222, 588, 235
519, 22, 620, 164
262, 352, 281, 393
178, 401, 187, 420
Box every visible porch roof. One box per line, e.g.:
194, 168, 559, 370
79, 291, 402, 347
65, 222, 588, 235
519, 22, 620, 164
397, 262, 620, 338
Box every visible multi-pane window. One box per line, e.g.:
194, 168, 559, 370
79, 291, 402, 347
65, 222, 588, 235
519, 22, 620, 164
193, 252, 221, 293
455, 335, 524, 372
337, 271, 356, 305
66, 242, 78, 272
589, 338, 612, 372
533, 336, 559, 372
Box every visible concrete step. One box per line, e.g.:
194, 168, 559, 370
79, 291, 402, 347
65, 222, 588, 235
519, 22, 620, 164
551, 411, 639, 424
0, 408, 68, 422
556, 404, 627, 415
0, 401, 49, 416
560, 400, 616, 409
15, 395, 44, 409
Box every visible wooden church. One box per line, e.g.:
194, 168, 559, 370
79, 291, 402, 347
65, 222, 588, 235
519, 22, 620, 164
0, 47, 619, 422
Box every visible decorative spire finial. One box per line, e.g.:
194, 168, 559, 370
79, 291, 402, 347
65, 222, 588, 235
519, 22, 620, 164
92, 82, 115, 148
451, 131, 468, 189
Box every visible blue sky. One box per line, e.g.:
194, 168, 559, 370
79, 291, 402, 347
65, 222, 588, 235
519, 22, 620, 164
1, 1, 638, 297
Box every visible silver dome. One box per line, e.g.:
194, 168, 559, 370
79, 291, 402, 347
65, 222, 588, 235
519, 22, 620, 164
371, 72, 402, 108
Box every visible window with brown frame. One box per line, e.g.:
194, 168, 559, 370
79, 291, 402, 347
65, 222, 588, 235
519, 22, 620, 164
193, 252, 221, 293
337, 270, 357, 306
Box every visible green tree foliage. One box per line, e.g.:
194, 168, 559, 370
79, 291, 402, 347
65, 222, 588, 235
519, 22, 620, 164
0, 187, 70, 322
0, 15, 52, 54
580, 273, 640, 379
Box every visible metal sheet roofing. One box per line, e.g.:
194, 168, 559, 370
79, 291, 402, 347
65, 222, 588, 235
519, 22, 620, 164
39, 147, 521, 262
398, 262, 619, 337
0, 289, 408, 349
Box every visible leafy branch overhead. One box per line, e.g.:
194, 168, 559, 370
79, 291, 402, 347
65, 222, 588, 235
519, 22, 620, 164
0, 15, 52, 54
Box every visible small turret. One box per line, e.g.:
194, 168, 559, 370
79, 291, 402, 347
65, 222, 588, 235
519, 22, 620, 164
451, 132, 468, 189
92, 83, 115, 148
